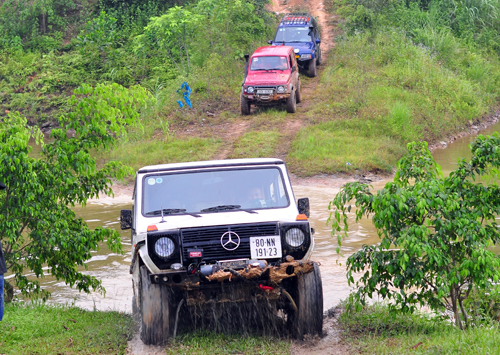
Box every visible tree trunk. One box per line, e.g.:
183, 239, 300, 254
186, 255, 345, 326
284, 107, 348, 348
458, 294, 469, 329
450, 286, 463, 330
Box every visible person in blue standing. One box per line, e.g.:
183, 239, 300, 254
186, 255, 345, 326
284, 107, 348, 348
0, 181, 5, 321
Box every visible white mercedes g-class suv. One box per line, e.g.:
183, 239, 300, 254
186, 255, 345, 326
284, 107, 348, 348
120, 158, 323, 345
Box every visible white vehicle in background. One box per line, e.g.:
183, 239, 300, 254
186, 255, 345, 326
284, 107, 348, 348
120, 158, 323, 345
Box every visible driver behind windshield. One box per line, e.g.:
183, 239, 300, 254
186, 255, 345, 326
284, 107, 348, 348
275, 26, 312, 43
250, 56, 289, 71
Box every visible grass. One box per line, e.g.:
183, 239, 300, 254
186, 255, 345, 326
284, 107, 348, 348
287, 28, 497, 175
164, 331, 290, 355
102, 136, 223, 174
0, 303, 291, 355
0, 302, 134, 355
229, 130, 282, 159
338, 302, 500, 355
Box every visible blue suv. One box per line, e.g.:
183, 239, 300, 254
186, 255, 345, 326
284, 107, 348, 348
268, 13, 321, 77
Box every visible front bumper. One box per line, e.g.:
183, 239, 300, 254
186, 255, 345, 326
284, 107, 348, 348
149, 260, 315, 287
149, 260, 316, 306
243, 91, 291, 104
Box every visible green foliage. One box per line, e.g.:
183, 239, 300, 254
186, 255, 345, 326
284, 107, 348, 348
0, 302, 134, 354
338, 302, 500, 354
137, 6, 202, 75
329, 137, 500, 329
338, 302, 447, 336
0, 83, 150, 299
77, 11, 120, 65
336, 0, 500, 54
0, 0, 91, 52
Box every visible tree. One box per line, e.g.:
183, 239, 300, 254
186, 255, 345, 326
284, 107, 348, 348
329, 137, 500, 329
77, 11, 120, 65
0, 82, 150, 300
137, 6, 201, 75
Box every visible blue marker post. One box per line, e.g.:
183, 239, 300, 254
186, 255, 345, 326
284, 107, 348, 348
176, 82, 193, 109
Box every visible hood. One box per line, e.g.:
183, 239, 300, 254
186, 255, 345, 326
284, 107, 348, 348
245, 71, 290, 86
283, 42, 315, 54
136, 207, 300, 234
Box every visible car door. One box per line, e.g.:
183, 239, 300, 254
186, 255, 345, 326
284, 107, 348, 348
289, 51, 299, 88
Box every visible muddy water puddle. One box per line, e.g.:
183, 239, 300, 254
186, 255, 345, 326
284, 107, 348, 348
37, 120, 500, 313
38, 181, 386, 314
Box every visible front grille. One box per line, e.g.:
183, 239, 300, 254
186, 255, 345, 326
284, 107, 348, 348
180, 222, 279, 263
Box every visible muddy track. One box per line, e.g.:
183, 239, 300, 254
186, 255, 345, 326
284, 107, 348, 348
126, 1, 352, 354
169, 0, 340, 163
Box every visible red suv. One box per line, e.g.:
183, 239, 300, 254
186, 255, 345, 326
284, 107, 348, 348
240, 46, 301, 115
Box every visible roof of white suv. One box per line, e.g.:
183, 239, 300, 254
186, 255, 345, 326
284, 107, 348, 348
137, 158, 285, 174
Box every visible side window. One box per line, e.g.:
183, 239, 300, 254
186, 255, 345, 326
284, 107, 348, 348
289, 54, 294, 68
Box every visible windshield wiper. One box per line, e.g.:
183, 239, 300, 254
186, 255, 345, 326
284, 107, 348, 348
146, 208, 202, 218
200, 205, 258, 214
145, 208, 186, 216
200, 205, 241, 212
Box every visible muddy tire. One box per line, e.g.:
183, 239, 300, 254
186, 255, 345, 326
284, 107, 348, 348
307, 59, 317, 77
296, 80, 301, 104
316, 47, 322, 66
139, 265, 175, 345
240, 93, 251, 115
286, 89, 297, 113
292, 263, 323, 339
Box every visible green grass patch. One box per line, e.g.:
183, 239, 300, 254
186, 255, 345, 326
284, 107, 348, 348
288, 119, 406, 176
229, 131, 282, 159
0, 302, 134, 355
104, 137, 222, 173
164, 331, 290, 355
339, 303, 500, 355
289, 29, 497, 174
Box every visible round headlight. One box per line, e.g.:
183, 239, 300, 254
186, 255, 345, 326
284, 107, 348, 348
247, 86, 254, 93
277, 86, 285, 93
285, 228, 305, 247
155, 237, 175, 258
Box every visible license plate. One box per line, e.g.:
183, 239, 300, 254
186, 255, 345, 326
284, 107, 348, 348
257, 89, 273, 94
250, 236, 282, 259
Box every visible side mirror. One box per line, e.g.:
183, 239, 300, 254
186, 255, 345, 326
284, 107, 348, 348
267, 40, 273, 45
120, 209, 132, 230
297, 198, 310, 218
315, 39, 321, 44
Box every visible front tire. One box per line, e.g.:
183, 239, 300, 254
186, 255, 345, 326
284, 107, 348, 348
307, 59, 317, 77
316, 47, 322, 66
286, 89, 297, 113
240, 93, 251, 115
291, 263, 323, 338
139, 265, 176, 345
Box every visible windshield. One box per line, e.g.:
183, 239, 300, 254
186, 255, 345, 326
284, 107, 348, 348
274, 26, 312, 43
142, 167, 290, 215
250, 56, 289, 71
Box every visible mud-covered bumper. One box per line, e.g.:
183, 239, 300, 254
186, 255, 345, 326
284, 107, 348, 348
149, 260, 315, 288
149, 260, 317, 306
243, 92, 291, 104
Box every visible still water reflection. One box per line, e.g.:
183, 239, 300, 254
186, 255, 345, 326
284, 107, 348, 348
30, 121, 500, 313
